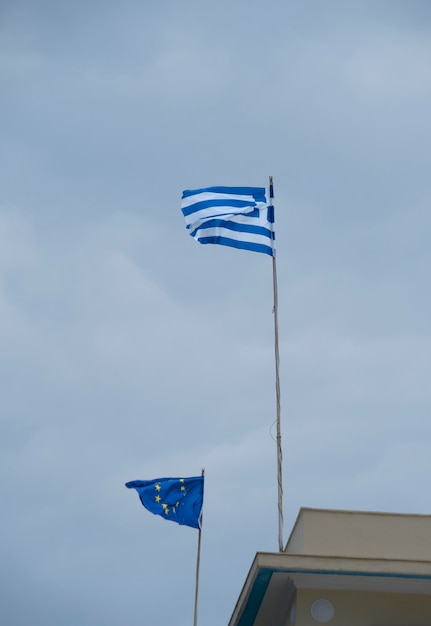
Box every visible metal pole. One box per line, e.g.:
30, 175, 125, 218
193, 468, 205, 626
269, 177, 284, 552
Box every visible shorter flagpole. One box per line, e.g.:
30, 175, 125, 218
193, 468, 205, 626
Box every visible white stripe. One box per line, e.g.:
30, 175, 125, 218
191, 210, 270, 231
183, 201, 267, 229
184, 206, 254, 228
193, 224, 271, 248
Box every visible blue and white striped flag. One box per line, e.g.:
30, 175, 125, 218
181, 186, 275, 256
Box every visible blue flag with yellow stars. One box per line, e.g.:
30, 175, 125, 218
125, 476, 204, 529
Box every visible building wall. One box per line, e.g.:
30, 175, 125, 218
294, 588, 431, 626
286, 509, 431, 561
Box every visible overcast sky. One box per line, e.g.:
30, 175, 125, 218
1, 1, 431, 624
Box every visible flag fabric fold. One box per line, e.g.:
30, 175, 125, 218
181, 185, 274, 256
125, 476, 204, 529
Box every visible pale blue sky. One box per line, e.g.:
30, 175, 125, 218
1, 1, 431, 624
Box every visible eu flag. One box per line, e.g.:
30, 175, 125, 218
125, 476, 204, 529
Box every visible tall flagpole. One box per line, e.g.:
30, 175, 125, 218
193, 468, 204, 626
269, 177, 284, 552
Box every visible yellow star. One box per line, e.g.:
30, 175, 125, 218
155, 483, 161, 491
181, 486, 185, 491
155, 495, 161, 503
162, 504, 169, 514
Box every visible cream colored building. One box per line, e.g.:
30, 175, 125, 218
228, 508, 431, 626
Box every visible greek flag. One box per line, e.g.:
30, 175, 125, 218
181, 186, 275, 256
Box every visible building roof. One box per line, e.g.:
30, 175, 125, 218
228, 508, 431, 626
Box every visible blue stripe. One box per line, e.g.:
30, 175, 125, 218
182, 198, 259, 218
267, 205, 275, 224
245, 208, 260, 218
196, 235, 274, 256
190, 218, 273, 239
182, 186, 266, 203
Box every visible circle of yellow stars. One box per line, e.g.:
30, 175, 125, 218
154, 478, 187, 515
